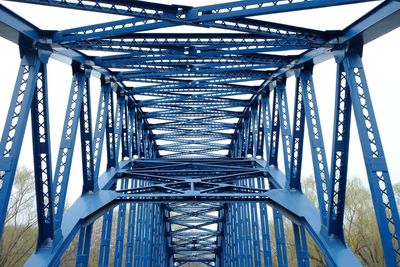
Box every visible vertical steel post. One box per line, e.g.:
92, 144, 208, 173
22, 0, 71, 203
76, 223, 93, 267
114, 94, 125, 162
136, 114, 143, 158
300, 66, 330, 225
30, 59, 55, 249
292, 223, 310, 267
0, 51, 41, 238
76, 70, 96, 267
79, 70, 95, 193
277, 79, 310, 266
256, 96, 264, 157
343, 50, 400, 266
228, 204, 236, 267
235, 202, 245, 267
249, 178, 262, 266
243, 112, 251, 156
134, 180, 145, 266
92, 77, 110, 181
276, 80, 292, 180
251, 104, 259, 158
161, 205, 169, 267
289, 77, 306, 191
131, 107, 138, 157
238, 123, 244, 157
105, 91, 116, 169
241, 180, 252, 266
126, 180, 137, 267
152, 204, 160, 267
114, 178, 128, 267
98, 85, 116, 267
150, 204, 159, 267
272, 206, 288, 267
98, 209, 113, 267
269, 88, 280, 166
52, 63, 85, 232
121, 98, 130, 159
327, 61, 352, 242
268, 87, 289, 266
259, 177, 273, 267
262, 94, 272, 163
142, 201, 150, 267
222, 204, 228, 266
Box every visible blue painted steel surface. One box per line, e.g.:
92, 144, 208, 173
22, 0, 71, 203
343, 50, 400, 266
52, 65, 85, 233
273, 206, 288, 267
289, 77, 306, 191
31, 60, 55, 249
0, 50, 42, 238
327, 62, 352, 242
299, 67, 331, 226
0, 1, 399, 267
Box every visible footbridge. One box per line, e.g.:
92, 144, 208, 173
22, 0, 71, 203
0, 1, 399, 266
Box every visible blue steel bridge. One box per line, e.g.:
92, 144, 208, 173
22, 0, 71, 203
0, 1, 399, 266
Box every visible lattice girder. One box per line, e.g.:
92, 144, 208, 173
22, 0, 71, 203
0, 1, 399, 267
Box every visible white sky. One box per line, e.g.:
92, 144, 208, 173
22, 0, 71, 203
0, 1, 399, 203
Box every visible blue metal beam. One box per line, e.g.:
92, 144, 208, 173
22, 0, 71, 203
79, 70, 96, 194
190, 0, 375, 22
8, 0, 182, 20
0, 50, 41, 238
343, 49, 400, 266
1, 1, 400, 266
20, 158, 363, 266
289, 76, 305, 191
0, 4, 41, 43
98, 209, 113, 267
272, 205, 288, 267
299, 66, 330, 226
327, 61, 351, 242
92, 77, 110, 181
52, 64, 85, 232
229, 1, 400, 143
262, 0, 400, 83
30, 60, 55, 249
96, 53, 290, 67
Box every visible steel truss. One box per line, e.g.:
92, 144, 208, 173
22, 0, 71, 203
0, 1, 399, 266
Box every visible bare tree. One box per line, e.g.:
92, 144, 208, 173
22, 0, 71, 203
0, 166, 37, 267
301, 176, 385, 267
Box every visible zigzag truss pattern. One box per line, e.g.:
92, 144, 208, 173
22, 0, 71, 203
0, 1, 399, 266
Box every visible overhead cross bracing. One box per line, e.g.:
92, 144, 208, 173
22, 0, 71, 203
0, 0, 399, 267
